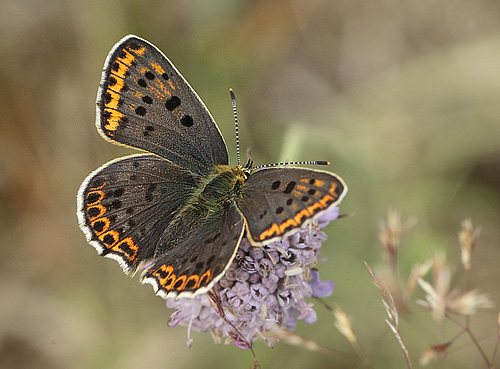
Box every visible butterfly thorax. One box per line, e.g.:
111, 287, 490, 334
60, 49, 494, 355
195, 165, 247, 210
166, 165, 246, 225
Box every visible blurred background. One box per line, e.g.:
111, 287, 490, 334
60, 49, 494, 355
1, 1, 499, 368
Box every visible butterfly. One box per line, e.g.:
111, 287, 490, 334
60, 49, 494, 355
77, 35, 347, 299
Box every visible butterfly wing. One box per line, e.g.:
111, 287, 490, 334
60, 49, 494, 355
237, 167, 347, 245
77, 154, 200, 274
97, 35, 228, 174
142, 203, 245, 299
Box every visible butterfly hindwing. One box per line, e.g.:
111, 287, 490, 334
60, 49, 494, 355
237, 167, 347, 245
77, 154, 200, 274
97, 35, 229, 174
142, 203, 245, 299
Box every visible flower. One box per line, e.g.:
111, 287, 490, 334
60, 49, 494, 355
166, 206, 341, 348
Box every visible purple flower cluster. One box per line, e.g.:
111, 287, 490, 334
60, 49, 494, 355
166, 207, 340, 348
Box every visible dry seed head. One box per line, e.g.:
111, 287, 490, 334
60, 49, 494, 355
267, 328, 330, 353
458, 219, 480, 271
379, 209, 402, 265
419, 342, 451, 366
431, 252, 451, 300
417, 278, 446, 321
417, 278, 493, 320
334, 306, 357, 344
406, 260, 433, 296
446, 289, 494, 316
378, 209, 416, 265
417, 254, 452, 321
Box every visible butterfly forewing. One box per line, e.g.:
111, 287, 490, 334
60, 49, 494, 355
97, 35, 229, 174
77, 154, 200, 273
237, 168, 347, 245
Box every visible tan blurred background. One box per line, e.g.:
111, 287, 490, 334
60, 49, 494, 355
1, 1, 500, 368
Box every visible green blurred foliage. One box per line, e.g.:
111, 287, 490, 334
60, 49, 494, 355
0, 1, 499, 368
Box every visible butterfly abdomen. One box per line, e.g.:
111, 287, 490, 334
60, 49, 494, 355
153, 165, 245, 256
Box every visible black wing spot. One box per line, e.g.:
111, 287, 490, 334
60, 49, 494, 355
103, 92, 112, 104
271, 181, 281, 190
88, 207, 100, 218
113, 188, 125, 197
93, 220, 106, 233
286, 198, 293, 205
165, 96, 181, 111
144, 71, 155, 80
207, 254, 216, 265
137, 78, 147, 87
301, 196, 309, 202
276, 206, 284, 214
180, 115, 194, 127
86, 192, 100, 204
103, 234, 115, 246
161, 73, 169, 80
142, 95, 153, 104
109, 76, 117, 87
174, 278, 184, 289
283, 181, 296, 193
308, 189, 316, 195
186, 278, 197, 288
135, 106, 147, 116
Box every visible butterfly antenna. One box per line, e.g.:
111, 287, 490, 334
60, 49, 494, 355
251, 160, 330, 170
229, 89, 241, 166
229, 89, 329, 172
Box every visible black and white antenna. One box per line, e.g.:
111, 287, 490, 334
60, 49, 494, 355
229, 89, 241, 167
251, 160, 330, 170
229, 89, 330, 171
